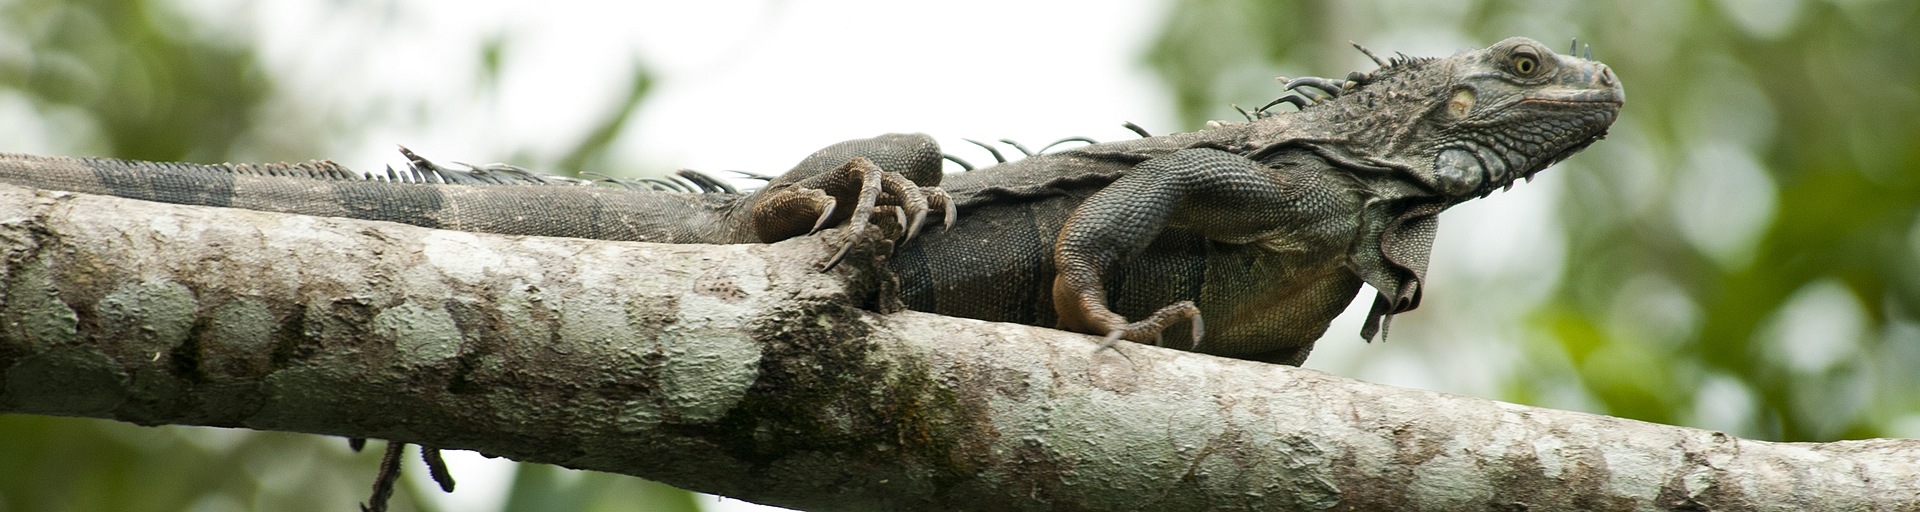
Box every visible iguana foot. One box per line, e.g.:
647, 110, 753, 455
920, 187, 956, 238
749, 157, 950, 267
1091, 301, 1206, 351
1055, 270, 1208, 351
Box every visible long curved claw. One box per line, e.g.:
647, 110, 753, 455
1098, 329, 1126, 352
803, 161, 882, 270
844, 160, 884, 238
876, 171, 930, 242
905, 209, 928, 242
1121, 121, 1152, 138
1187, 314, 1205, 351
822, 236, 858, 271
808, 197, 838, 234
922, 187, 956, 231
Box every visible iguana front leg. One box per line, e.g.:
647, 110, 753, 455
744, 134, 953, 250
1052, 147, 1299, 349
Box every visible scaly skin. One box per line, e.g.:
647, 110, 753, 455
0, 37, 1620, 366
896, 37, 1621, 364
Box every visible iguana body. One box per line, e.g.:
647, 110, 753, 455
0, 37, 1622, 365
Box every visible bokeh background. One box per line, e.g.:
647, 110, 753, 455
2, 0, 1916, 511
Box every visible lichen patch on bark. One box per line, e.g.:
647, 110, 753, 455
557, 292, 642, 351
656, 328, 760, 424
97, 280, 198, 354
372, 300, 463, 367
2, 256, 79, 352
205, 297, 278, 373
420, 230, 506, 285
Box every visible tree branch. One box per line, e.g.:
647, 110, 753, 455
0, 183, 1913, 511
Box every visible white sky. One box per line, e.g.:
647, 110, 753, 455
188, 0, 1181, 181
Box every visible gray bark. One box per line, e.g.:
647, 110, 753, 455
0, 182, 1914, 512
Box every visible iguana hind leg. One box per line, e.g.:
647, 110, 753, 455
1052, 148, 1300, 350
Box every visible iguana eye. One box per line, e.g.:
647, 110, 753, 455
1511, 53, 1539, 76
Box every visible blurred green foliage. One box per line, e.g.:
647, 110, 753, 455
1146, 0, 1920, 442
0, 0, 694, 510
1, 0, 265, 161
0, 0, 400, 509
0, 416, 439, 512
553, 64, 655, 178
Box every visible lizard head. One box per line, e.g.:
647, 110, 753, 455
1418, 37, 1623, 198
1319, 37, 1624, 199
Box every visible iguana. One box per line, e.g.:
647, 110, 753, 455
0, 37, 1621, 366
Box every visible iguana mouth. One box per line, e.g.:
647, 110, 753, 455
1481, 95, 1621, 129
1511, 87, 1625, 108
1519, 96, 1622, 105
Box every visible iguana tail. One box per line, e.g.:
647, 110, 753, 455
0, 153, 755, 243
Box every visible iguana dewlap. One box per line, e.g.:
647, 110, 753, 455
0, 37, 1621, 366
